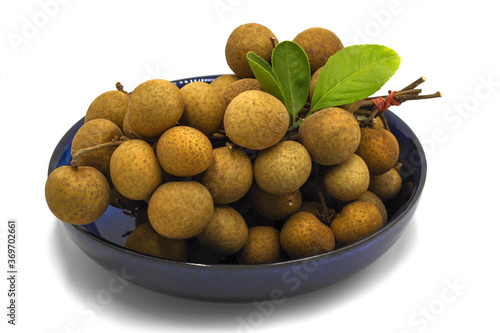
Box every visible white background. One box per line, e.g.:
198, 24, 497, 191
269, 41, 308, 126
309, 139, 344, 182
1, 0, 499, 332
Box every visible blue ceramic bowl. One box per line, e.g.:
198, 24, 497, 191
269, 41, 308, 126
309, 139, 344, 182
48, 75, 426, 302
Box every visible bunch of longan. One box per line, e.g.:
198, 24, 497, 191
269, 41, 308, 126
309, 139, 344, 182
46, 23, 403, 265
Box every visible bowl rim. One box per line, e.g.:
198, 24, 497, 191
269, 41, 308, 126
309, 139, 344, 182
53, 75, 427, 271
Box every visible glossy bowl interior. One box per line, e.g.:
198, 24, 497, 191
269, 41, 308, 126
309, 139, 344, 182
49, 75, 427, 302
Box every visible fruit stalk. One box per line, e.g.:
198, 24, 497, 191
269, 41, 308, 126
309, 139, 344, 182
71, 137, 129, 167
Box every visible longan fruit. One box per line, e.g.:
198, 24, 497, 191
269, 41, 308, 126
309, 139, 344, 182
355, 128, 399, 175
225, 23, 278, 78
224, 90, 289, 150
324, 154, 370, 202
210, 74, 240, 97
196, 205, 248, 256
331, 200, 383, 245
125, 223, 188, 261
369, 167, 402, 202
156, 126, 213, 177
194, 146, 253, 204
148, 181, 214, 239
309, 66, 323, 100
293, 27, 344, 74
85, 90, 129, 130
359, 190, 388, 223
127, 79, 184, 138
249, 185, 302, 221
253, 140, 312, 194
237, 226, 282, 264
223, 78, 262, 105
45, 166, 110, 225
280, 212, 335, 259
299, 107, 360, 165
179, 81, 226, 137
71, 119, 123, 179
110, 139, 163, 200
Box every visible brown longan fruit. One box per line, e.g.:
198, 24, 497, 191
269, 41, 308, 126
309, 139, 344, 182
369, 167, 402, 202
225, 23, 278, 78
122, 112, 143, 139
237, 226, 283, 264
71, 119, 123, 179
292, 27, 344, 74
156, 126, 213, 177
127, 79, 184, 138
249, 185, 302, 221
210, 74, 240, 97
299, 107, 361, 165
280, 212, 335, 259
179, 81, 226, 137
85, 90, 129, 130
224, 90, 289, 150
359, 191, 388, 223
110, 139, 163, 200
309, 66, 323, 100
355, 128, 399, 175
253, 140, 312, 194
45, 166, 110, 225
196, 205, 248, 256
331, 200, 383, 245
148, 181, 214, 239
324, 154, 370, 202
125, 223, 188, 261
194, 146, 253, 204
223, 78, 262, 105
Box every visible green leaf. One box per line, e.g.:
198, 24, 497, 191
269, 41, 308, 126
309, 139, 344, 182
310, 44, 401, 112
272, 41, 311, 121
247, 52, 284, 103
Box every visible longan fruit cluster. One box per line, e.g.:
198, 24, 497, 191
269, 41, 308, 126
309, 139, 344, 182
46, 23, 404, 265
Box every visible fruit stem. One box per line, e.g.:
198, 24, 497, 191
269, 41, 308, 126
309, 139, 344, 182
270, 36, 278, 49
116, 82, 130, 95
71, 137, 129, 167
401, 76, 426, 91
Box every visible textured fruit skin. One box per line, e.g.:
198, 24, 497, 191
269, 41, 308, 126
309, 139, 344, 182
249, 185, 302, 221
196, 205, 248, 256
359, 191, 388, 223
195, 146, 253, 204
225, 23, 277, 78
210, 74, 240, 97
355, 128, 400, 175
85, 90, 129, 130
223, 78, 262, 105
331, 200, 383, 245
156, 126, 213, 177
71, 119, 123, 179
309, 66, 323, 100
125, 223, 188, 261
122, 112, 142, 139
280, 212, 335, 259
254, 141, 312, 194
369, 168, 402, 202
293, 27, 344, 74
324, 154, 370, 201
237, 226, 282, 264
148, 181, 214, 239
224, 90, 289, 150
299, 107, 361, 165
110, 139, 162, 200
179, 81, 226, 137
127, 79, 184, 138
45, 166, 110, 225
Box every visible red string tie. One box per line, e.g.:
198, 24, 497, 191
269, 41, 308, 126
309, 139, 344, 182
370, 90, 401, 112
